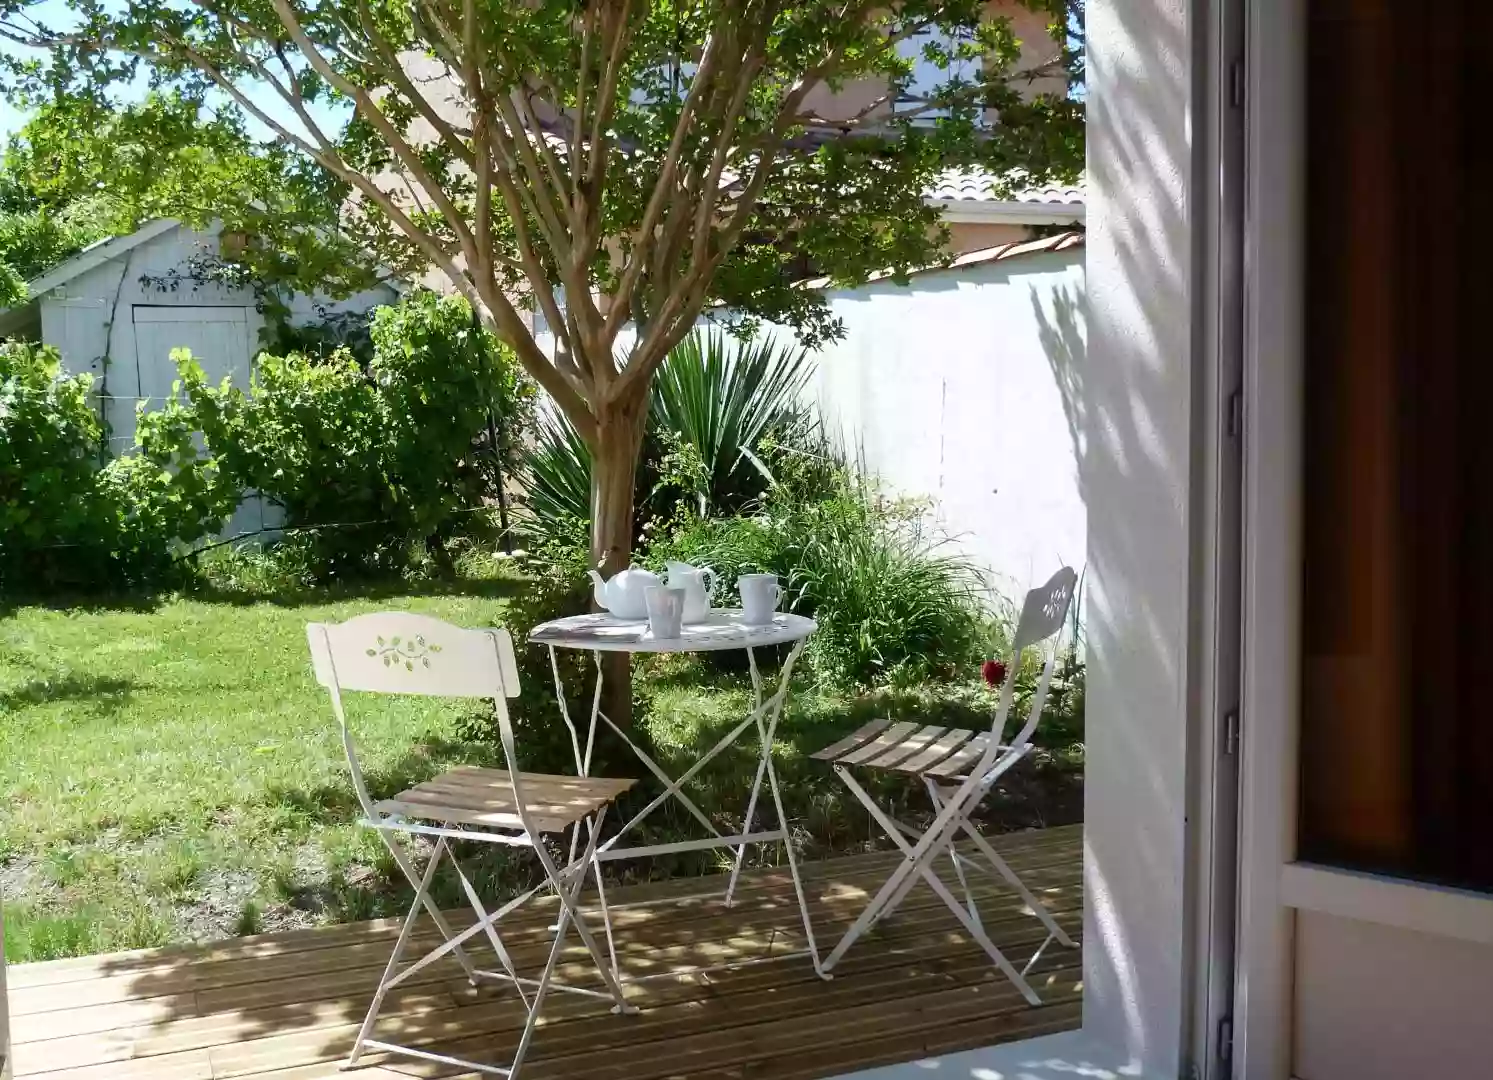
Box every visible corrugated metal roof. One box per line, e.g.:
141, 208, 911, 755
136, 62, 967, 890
800, 230, 1083, 291
927, 168, 1086, 205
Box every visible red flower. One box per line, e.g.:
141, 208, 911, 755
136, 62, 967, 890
981, 659, 1008, 687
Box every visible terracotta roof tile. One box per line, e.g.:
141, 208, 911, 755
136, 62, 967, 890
799, 230, 1084, 291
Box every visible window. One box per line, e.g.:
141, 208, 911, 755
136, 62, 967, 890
1299, 0, 1493, 893
894, 27, 974, 123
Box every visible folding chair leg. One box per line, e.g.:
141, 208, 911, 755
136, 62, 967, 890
376, 828, 479, 982
507, 861, 584, 1077
530, 808, 635, 1014
911, 853, 1044, 1006
961, 817, 1077, 948
924, 778, 983, 932
346, 836, 449, 1068
586, 812, 621, 985
825, 766, 1044, 1004
449, 852, 532, 1010
822, 768, 946, 972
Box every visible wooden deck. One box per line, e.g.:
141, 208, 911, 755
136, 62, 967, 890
9, 824, 1082, 1080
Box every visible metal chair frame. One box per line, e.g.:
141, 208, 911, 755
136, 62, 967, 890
817, 567, 1080, 1005
307, 613, 636, 1078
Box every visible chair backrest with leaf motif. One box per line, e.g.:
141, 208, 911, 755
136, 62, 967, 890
306, 613, 523, 825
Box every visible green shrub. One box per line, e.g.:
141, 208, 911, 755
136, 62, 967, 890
655, 462, 989, 688
518, 329, 812, 548
183, 291, 536, 577
0, 342, 234, 593
0, 343, 108, 587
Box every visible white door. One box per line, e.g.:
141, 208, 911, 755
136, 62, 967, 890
132, 305, 254, 398
131, 305, 270, 538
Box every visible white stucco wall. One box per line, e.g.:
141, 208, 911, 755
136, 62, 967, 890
802, 249, 1087, 604
1081, 0, 1197, 1074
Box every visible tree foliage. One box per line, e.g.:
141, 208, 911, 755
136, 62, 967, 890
0, 90, 355, 305
0, 0, 1081, 557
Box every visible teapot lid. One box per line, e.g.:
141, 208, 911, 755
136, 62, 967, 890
613, 565, 661, 580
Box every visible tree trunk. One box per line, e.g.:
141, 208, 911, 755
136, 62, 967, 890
590, 390, 650, 727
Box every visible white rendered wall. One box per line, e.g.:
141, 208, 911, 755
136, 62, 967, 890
804, 250, 1087, 603
1080, 0, 1196, 1073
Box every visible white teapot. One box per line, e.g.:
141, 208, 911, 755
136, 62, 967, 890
665, 560, 717, 624
587, 566, 661, 620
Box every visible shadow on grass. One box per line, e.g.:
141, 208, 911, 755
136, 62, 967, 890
0, 672, 135, 715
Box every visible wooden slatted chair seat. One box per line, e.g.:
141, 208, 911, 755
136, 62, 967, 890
810, 718, 1016, 779
807, 567, 1080, 1004
375, 765, 638, 834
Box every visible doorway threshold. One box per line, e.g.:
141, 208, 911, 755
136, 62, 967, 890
832, 1029, 1171, 1080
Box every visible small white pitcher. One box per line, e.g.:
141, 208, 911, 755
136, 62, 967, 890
664, 561, 717, 624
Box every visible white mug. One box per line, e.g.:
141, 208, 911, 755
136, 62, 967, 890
645, 585, 686, 638
738, 574, 784, 625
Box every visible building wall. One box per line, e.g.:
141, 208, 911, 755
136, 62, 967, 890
1293, 912, 1493, 1080
945, 220, 1035, 253
1081, 0, 1196, 1073
799, 1, 1064, 125
802, 248, 1086, 604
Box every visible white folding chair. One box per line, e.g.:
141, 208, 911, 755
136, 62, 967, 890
811, 566, 1079, 1005
307, 613, 638, 1077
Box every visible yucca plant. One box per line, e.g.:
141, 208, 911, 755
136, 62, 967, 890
649, 330, 814, 517
517, 329, 813, 545
522, 409, 594, 533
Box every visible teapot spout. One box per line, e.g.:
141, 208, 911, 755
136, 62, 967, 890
586, 569, 608, 610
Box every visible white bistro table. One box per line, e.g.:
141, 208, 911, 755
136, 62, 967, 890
528, 609, 824, 979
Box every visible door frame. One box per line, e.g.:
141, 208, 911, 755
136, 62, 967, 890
1234, 0, 1306, 1075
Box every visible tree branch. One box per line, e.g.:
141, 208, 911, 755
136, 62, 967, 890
600, 21, 731, 348
265, 0, 485, 280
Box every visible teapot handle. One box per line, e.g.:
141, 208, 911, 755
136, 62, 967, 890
700, 567, 717, 593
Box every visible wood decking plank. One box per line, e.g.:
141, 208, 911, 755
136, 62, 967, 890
10, 830, 1081, 1016
6, 826, 1082, 992
11, 828, 1084, 1080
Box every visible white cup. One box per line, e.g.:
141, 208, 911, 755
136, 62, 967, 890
645, 586, 686, 638
738, 574, 784, 625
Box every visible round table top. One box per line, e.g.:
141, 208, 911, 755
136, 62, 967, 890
528, 610, 817, 654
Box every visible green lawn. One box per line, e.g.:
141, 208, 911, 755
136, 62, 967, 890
0, 578, 519, 962
0, 574, 1083, 964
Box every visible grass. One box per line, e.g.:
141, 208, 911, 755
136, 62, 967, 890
0, 569, 520, 962
0, 567, 1083, 964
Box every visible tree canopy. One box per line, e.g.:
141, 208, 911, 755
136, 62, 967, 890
0, 90, 360, 305
0, 0, 1082, 573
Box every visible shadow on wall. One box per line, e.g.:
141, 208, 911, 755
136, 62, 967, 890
1032, 282, 1089, 482
1035, 0, 1195, 1073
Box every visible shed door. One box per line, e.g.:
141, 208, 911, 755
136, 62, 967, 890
130, 305, 270, 539
132, 305, 254, 400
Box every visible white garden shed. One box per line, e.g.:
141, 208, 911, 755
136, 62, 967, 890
0, 218, 398, 537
